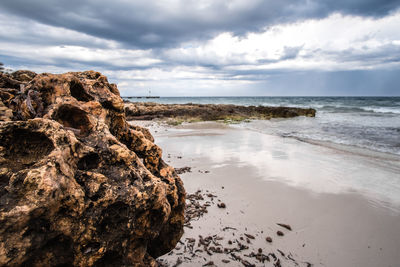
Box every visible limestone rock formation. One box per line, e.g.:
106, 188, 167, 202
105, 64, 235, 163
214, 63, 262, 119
124, 102, 316, 121
0, 71, 185, 266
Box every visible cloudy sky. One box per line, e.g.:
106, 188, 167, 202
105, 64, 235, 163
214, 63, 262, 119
1, 0, 400, 96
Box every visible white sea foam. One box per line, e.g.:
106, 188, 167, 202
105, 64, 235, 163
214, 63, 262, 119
362, 107, 400, 114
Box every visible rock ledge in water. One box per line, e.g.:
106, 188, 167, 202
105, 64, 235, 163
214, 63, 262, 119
124, 102, 316, 122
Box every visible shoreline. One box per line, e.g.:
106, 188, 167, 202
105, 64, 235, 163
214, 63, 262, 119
132, 120, 400, 266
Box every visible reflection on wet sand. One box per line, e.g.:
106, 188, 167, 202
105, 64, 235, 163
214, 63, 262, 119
161, 122, 400, 209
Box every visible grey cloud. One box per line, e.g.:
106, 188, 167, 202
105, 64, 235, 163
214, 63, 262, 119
280, 46, 303, 60
0, 0, 399, 49
0, 12, 117, 50
257, 46, 303, 64
316, 0, 400, 17
321, 43, 400, 66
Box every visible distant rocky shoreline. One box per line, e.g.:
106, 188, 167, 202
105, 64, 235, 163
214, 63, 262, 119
124, 102, 316, 123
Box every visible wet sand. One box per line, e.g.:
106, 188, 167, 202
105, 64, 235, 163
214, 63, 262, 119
133, 121, 400, 267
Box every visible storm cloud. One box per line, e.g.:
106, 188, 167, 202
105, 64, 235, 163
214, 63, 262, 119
0, 0, 399, 96
1, 0, 399, 48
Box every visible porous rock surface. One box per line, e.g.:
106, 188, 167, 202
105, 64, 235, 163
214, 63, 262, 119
0, 71, 185, 266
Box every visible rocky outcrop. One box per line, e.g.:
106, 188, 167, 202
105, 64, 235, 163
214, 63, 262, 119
124, 102, 316, 122
0, 71, 185, 266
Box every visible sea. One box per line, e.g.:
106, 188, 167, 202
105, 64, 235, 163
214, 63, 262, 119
124, 96, 400, 156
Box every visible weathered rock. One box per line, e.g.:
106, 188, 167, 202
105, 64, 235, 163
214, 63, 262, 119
0, 70, 185, 266
11, 70, 37, 83
0, 73, 22, 91
175, 167, 191, 175
124, 102, 316, 122
217, 203, 226, 209
0, 101, 13, 121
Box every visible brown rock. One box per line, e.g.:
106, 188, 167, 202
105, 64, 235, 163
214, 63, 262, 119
277, 231, 284, 236
124, 102, 316, 121
276, 223, 292, 231
217, 203, 226, 208
129, 124, 155, 142
0, 101, 13, 121
175, 166, 191, 174
244, 233, 255, 239
0, 71, 185, 266
266, 237, 273, 243
11, 70, 37, 82
0, 72, 22, 89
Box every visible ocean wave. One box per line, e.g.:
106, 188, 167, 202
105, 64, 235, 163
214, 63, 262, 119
261, 103, 324, 109
259, 103, 400, 114
361, 107, 400, 114
278, 132, 400, 156
318, 105, 400, 114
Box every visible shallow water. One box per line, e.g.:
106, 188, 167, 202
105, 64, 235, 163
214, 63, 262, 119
155, 124, 400, 211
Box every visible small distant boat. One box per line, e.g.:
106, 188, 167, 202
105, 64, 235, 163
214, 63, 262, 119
126, 89, 160, 99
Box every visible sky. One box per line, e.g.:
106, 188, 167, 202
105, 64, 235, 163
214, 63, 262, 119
1, 0, 400, 96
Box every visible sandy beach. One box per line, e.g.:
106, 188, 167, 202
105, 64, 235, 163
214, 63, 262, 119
133, 120, 400, 267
